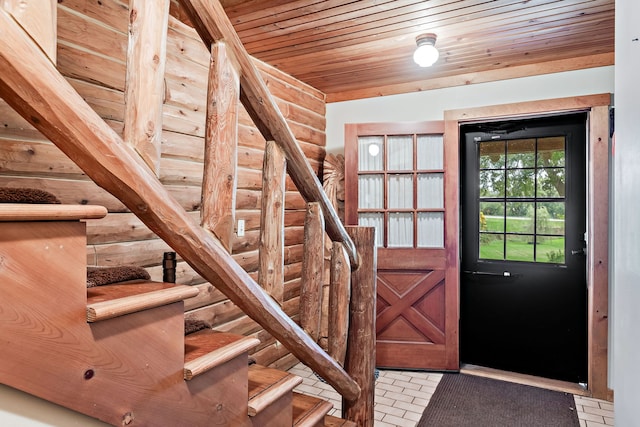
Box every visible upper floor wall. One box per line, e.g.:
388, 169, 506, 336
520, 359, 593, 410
325, 66, 615, 154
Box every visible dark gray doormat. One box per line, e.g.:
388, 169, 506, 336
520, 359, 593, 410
417, 373, 580, 427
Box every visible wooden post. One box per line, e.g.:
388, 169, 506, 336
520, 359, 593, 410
588, 105, 610, 400
343, 226, 375, 426
328, 242, 351, 366
258, 140, 286, 304
299, 202, 325, 341
177, 0, 359, 269
1, 0, 57, 63
163, 251, 177, 283
124, 0, 170, 174
201, 41, 240, 252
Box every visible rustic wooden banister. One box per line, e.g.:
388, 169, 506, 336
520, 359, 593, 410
0, 9, 359, 401
177, 0, 359, 271
299, 202, 325, 341
0, 204, 107, 222
258, 140, 286, 303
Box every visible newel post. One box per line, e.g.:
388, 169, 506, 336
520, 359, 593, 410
343, 226, 376, 426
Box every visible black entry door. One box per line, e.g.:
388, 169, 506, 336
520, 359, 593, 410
460, 113, 587, 383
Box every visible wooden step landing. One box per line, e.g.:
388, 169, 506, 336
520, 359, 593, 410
293, 392, 334, 427
184, 329, 260, 380
0, 203, 107, 221
248, 364, 302, 416
324, 415, 357, 427
86, 281, 199, 322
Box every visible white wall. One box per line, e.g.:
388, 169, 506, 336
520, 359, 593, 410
0, 384, 109, 426
326, 64, 619, 395
326, 67, 615, 154
613, 0, 640, 424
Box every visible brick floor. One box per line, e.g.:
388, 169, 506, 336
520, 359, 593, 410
288, 363, 615, 427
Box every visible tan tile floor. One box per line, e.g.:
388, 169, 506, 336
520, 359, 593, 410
288, 363, 615, 427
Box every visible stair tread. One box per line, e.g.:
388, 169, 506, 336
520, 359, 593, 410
86, 281, 199, 322
324, 415, 357, 427
247, 364, 302, 416
184, 330, 259, 380
0, 203, 107, 221
292, 392, 334, 427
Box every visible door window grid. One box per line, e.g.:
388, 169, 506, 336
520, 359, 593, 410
357, 134, 445, 248
478, 137, 566, 263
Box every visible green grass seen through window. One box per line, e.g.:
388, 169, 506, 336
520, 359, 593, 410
480, 235, 565, 263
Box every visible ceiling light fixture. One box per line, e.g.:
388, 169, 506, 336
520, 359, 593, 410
413, 33, 439, 67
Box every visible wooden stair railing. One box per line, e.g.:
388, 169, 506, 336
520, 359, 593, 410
0, 6, 363, 404
177, 0, 375, 422
0, 204, 251, 426
1, 204, 360, 425
177, 0, 359, 270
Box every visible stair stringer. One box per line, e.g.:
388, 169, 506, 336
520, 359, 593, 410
0, 219, 251, 426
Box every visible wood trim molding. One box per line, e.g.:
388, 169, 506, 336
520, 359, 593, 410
327, 54, 614, 103
444, 94, 612, 122
587, 105, 611, 401
444, 94, 612, 399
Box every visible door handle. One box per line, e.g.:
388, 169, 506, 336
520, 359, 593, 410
462, 270, 517, 278
571, 248, 585, 256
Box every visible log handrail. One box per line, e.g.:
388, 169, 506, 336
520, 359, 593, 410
178, 0, 359, 270
176, 4, 372, 414
0, 8, 359, 401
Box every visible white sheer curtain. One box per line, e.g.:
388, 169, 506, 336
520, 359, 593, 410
358, 136, 385, 247
358, 175, 383, 209
417, 173, 444, 209
417, 135, 445, 248
418, 212, 444, 248
388, 174, 413, 209
388, 212, 413, 247
359, 213, 384, 247
387, 135, 413, 170
417, 135, 444, 170
358, 136, 383, 171
386, 136, 414, 247
356, 133, 445, 249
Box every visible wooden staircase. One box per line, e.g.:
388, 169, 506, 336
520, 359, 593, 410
0, 204, 355, 427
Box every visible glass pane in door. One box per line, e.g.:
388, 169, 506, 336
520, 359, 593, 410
358, 175, 383, 209
417, 173, 443, 209
388, 174, 413, 209
358, 136, 384, 171
417, 212, 444, 248
388, 212, 413, 247
387, 136, 413, 170
417, 135, 443, 169
358, 213, 384, 247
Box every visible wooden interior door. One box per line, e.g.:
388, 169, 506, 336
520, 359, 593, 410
345, 122, 459, 370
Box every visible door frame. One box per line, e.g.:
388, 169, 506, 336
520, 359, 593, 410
444, 93, 612, 400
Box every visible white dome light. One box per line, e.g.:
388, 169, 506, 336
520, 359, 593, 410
413, 34, 439, 67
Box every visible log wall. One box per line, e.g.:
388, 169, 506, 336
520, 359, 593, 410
0, 0, 326, 369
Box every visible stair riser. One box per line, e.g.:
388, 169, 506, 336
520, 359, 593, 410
250, 394, 293, 427
0, 221, 252, 426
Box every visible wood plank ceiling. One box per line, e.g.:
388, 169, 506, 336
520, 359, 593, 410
214, 0, 615, 102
